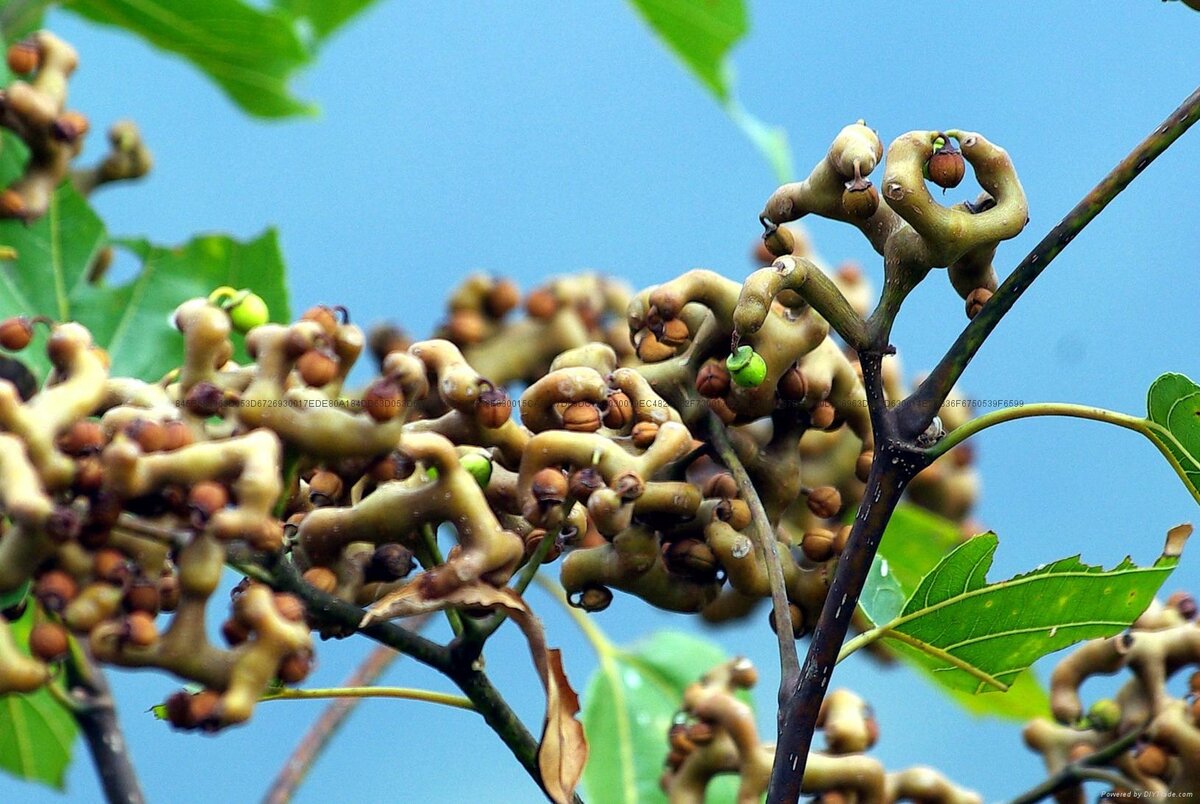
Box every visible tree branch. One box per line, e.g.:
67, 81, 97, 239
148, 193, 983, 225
898, 84, 1200, 440
66, 653, 145, 804
1007, 725, 1145, 804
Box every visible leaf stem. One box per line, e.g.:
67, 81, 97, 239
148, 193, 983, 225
706, 411, 800, 702
837, 627, 1007, 692
416, 523, 465, 637
898, 83, 1200, 441
262, 685, 475, 712
926, 402, 1200, 505
1007, 724, 1146, 804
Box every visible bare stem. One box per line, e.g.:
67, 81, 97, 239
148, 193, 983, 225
706, 412, 799, 703
899, 84, 1200, 440
65, 652, 145, 804
1007, 725, 1145, 804
263, 685, 475, 711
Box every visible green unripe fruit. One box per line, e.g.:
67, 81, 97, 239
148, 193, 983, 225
1086, 698, 1121, 731
726, 346, 767, 388
211, 286, 269, 334
460, 453, 493, 488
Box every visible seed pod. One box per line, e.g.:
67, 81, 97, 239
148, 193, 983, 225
125, 611, 158, 647
366, 544, 416, 582
362, 379, 403, 422
273, 592, 306, 623
29, 623, 69, 662
297, 349, 339, 387
185, 381, 226, 418
1168, 590, 1197, 620
637, 330, 675, 362
51, 112, 90, 143
307, 471, 343, 505
778, 365, 807, 401
801, 529, 836, 563
532, 467, 569, 506
278, 651, 313, 684
124, 579, 160, 614
927, 146, 966, 189
568, 467, 606, 501
301, 305, 339, 335
663, 539, 719, 582
485, 279, 520, 318
524, 288, 558, 319
631, 421, 659, 448
302, 566, 338, 594
602, 391, 633, 430
806, 486, 843, 519
763, 225, 795, 258
93, 548, 134, 586
965, 287, 992, 320
696, 362, 731, 398
562, 401, 601, 433
841, 180, 880, 219
0, 317, 34, 351
658, 318, 690, 347
35, 571, 78, 613
475, 385, 512, 428
576, 586, 613, 612
445, 310, 487, 345
188, 481, 230, 521
1134, 744, 1169, 778
6, 41, 39, 74
726, 346, 767, 388
524, 529, 562, 564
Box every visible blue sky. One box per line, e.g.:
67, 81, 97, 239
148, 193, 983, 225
5, 1, 1200, 801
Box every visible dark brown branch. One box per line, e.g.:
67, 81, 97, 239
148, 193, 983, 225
67, 655, 145, 804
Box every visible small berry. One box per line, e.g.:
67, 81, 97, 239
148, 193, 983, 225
1086, 698, 1121, 731
162, 420, 194, 451
0, 317, 33, 350
93, 548, 133, 586
0, 190, 26, 219
124, 579, 161, 614
730, 658, 757, 689
576, 586, 613, 612
485, 279, 520, 319
51, 111, 89, 143
302, 566, 338, 594
601, 391, 633, 430
524, 288, 558, 319
35, 571, 78, 613
125, 611, 158, 647
126, 419, 167, 453
806, 486, 843, 519
696, 362, 731, 398
762, 224, 795, 258
1168, 590, 1197, 620
927, 144, 966, 189
832, 525, 852, 556
778, 365, 807, 401
662, 539, 719, 582
524, 529, 563, 564
657, 318, 690, 347
227, 290, 270, 334
366, 544, 415, 582
841, 179, 880, 219
708, 397, 737, 425
702, 472, 737, 500
631, 421, 659, 448
278, 651, 313, 684
301, 306, 338, 335
57, 420, 105, 456
475, 385, 512, 429
188, 481, 230, 520
1134, 743, 1169, 778
362, 378, 403, 422
726, 346, 767, 388
460, 453, 493, 488
965, 287, 993, 320
531, 467, 568, 506
29, 623, 69, 662
307, 471, 343, 505
297, 349, 339, 387
801, 529, 836, 562
809, 401, 837, 430
184, 381, 226, 418
855, 451, 874, 482
444, 310, 487, 345
636, 331, 675, 362
221, 617, 250, 646
562, 402, 601, 433
274, 593, 306, 623
6, 41, 39, 74
158, 574, 180, 612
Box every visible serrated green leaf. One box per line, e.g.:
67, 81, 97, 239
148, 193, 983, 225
581, 631, 747, 804
876, 503, 966, 593
1145, 372, 1200, 501
0, 182, 290, 382
858, 533, 1181, 698
0, 607, 78, 789
63, 0, 316, 118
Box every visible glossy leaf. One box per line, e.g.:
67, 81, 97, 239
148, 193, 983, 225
860, 533, 1182, 697
0, 182, 290, 381
273, 0, 381, 42
1145, 372, 1200, 501
876, 503, 965, 593
64, 0, 314, 118
581, 631, 744, 804
0, 607, 78, 789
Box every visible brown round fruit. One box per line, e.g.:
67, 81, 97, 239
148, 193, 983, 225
297, 349, 339, 387
928, 148, 966, 189
35, 571, 78, 612
302, 566, 338, 594
6, 41, 39, 74
562, 401, 601, 433
841, 182, 880, 219
125, 611, 159, 647
29, 622, 69, 662
476, 386, 512, 429
631, 421, 659, 449
763, 225, 795, 258
696, 362, 731, 398
0, 316, 33, 351
485, 279, 520, 319
362, 379, 403, 422
531, 467, 569, 505
524, 288, 558, 319
806, 486, 843, 519
801, 529, 836, 563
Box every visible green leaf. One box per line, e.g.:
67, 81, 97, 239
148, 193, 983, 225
859, 533, 1182, 698
581, 631, 747, 804
625, 0, 794, 181
0, 182, 290, 381
0, 607, 78, 789
0, 0, 52, 41
876, 503, 966, 593
63, 0, 316, 118
273, 0, 381, 42
1145, 372, 1200, 501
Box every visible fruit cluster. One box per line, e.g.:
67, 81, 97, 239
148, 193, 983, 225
0, 35, 150, 221
1023, 548, 1200, 798
660, 657, 981, 803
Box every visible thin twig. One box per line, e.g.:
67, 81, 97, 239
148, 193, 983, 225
65, 651, 145, 804
706, 411, 799, 701
1007, 725, 1146, 804
262, 684, 475, 711
899, 84, 1200, 440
